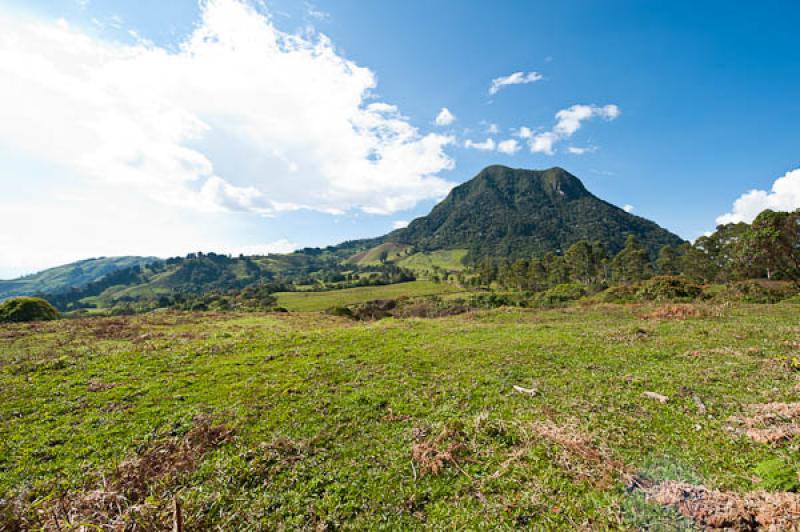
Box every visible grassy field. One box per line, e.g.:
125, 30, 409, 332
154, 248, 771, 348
2, 302, 800, 529
396, 248, 468, 273
274, 280, 462, 311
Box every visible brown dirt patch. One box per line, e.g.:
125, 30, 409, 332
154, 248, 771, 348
88, 381, 119, 392
644, 480, 800, 530
640, 304, 702, 320
732, 402, 800, 444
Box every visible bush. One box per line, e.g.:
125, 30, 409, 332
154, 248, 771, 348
715, 280, 797, 304
326, 306, 355, 319
534, 283, 587, 306
596, 284, 641, 303
636, 276, 702, 302
0, 297, 60, 323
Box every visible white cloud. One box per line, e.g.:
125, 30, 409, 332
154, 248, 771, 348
464, 138, 496, 151
716, 168, 800, 224
392, 220, 409, 229
528, 104, 620, 155
567, 145, 597, 155
0, 0, 456, 219
497, 139, 520, 155
304, 2, 330, 21
435, 107, 456, 126
486, 123, 499, 134
623, 204, 635, 213
489, 71, 543, 95
514, 126, 533, 139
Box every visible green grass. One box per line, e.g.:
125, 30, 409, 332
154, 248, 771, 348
396, 248, 468, 273
348, 242, 409, 265
2, 303, 800, 529
274, 280, 461, 311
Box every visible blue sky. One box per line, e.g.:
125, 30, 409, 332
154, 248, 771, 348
1, 0, 799, 278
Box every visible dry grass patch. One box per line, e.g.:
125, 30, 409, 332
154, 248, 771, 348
3, 416, 232, 530
411, 423, 471, 477
527, 420, 631, 489
644, 481, 800, 530
732, 403, 800, 444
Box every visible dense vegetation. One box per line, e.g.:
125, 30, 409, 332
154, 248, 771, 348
40, 252, 416, 314
0, 297, 60, 323
463, 209, 800, 296
379, 166, 684, 261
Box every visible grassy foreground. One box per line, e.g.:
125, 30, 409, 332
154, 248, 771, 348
2, 303, 800, 528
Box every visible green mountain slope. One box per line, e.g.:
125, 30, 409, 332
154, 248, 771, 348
384, 165, 684, 260
0, 256, 158, 300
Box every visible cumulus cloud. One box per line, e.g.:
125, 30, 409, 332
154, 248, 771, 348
464, 138, 496, 151
716, 168, 800, 224
623, 204, 635, 213
527, 104, 619, 155
0, 0, 456, 217
392, 220, 409, 229
514, 126, 534, 139
497, 139, 520, 155
489, 71, 543, 95
435, 107, 456, 126
486, 123, 499, 134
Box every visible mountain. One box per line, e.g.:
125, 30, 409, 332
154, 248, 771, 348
379, 165, 684, 260
0, 256, 159, 300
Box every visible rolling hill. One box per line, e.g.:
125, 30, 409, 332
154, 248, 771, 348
0, 256, 158, 300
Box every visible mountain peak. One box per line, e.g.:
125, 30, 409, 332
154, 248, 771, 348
470, 165, 589, 202
386, 166, 683, 260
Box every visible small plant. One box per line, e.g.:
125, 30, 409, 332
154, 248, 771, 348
753, 458, 800, 492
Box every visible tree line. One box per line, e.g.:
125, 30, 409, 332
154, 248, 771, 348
463, 209, 800, 290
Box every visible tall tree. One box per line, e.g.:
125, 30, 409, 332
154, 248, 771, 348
745, 209, 800, 286
655, 245, 681, 275
611, 235, 651, 282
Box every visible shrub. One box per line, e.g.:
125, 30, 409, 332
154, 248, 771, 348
326, 306, 355, 319
636, 276, 702, 302
0, 297, 60, 323
534, 283, 587, 306
596, 283, 641, 303
715, 280, 797, 304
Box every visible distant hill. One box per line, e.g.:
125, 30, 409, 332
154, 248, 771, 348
0, 256, 159, 300
375, 165, 684, 261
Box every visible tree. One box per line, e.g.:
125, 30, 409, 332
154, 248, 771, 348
544, 253, 569, 286
745, 209, 800, 286
526, 259, 547, 291
611, 235, 651, 283
564, 240, 595, 284
655, 245, 681, 275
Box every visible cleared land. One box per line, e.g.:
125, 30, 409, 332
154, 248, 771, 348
2, 302, 800, 529
395, 248, 468, 273
274, 280, 462, 311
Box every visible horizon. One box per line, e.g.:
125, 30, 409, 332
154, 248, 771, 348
2, 0, 799, 278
